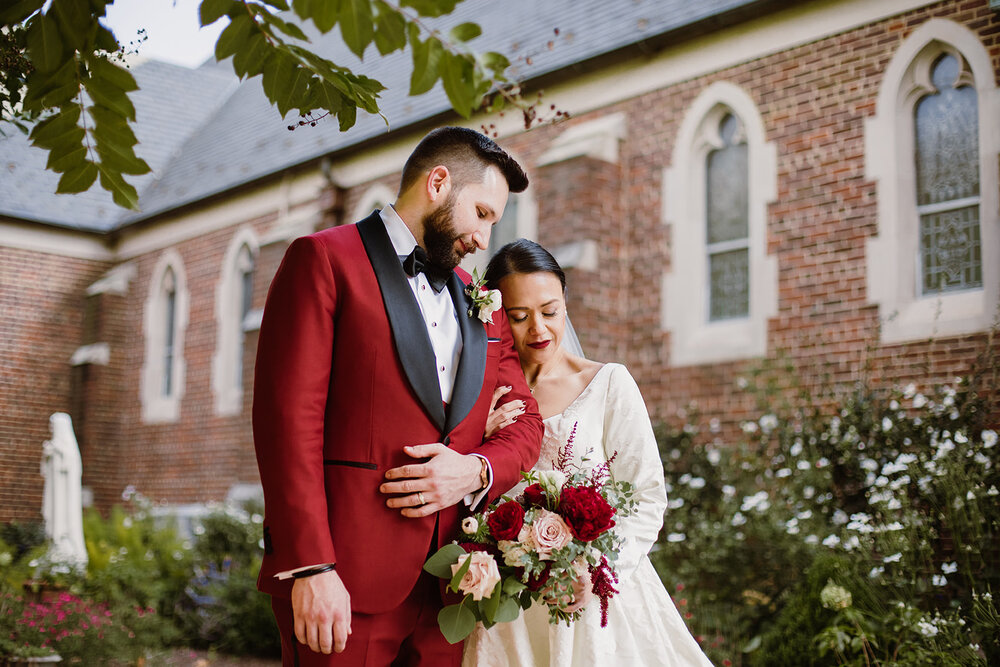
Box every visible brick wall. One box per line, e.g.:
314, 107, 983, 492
0, 245, 109, 522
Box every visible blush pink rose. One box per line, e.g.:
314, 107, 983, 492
531, 509, 573, 560
451, 551, 501, 601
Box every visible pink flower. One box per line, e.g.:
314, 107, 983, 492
450, 551, 501, 601
542, 558, 592, 612
530, 509, 573, 559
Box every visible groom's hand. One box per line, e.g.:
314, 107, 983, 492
292, 569, 351, 654
380, 444, 482, 517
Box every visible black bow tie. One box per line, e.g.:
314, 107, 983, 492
401, 246, 450, 293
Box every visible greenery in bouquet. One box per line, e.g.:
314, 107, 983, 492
424, 424, 636, 644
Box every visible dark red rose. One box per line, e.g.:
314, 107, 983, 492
487, 500, 525, 541
558, 485, 616, 542
459, 541, 501, 558
522, 483, 546, 507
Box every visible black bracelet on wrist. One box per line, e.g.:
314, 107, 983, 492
291, 563, 336, 579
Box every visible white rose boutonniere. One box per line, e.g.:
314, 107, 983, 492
465, 268, 502, 324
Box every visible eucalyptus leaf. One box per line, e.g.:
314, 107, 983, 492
495, 595, 521, 623
480, 580, 502, 623
437, 602, 476, 645
423, 543, 467, 579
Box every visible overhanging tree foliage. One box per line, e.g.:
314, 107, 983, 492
0, 0, 529, 209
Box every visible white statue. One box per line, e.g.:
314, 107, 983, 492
41, 413, 88, 569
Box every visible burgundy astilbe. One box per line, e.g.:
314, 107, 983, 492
588, 450, 618, 487
555, 422, 577, 471
589, 555, 620, 627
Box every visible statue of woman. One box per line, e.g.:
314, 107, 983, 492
41, 412, 88, 569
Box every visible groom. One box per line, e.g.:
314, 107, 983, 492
252, 126, 543, 665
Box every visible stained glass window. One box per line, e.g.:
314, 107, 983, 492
236, 246, 254, 388
706, 113, 749, 320
915, 53, 981, 294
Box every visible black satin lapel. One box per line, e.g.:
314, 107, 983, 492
356, 213, 445, 430
444, 273, 487, 434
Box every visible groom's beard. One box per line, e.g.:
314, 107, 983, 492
422, 194, 463, 272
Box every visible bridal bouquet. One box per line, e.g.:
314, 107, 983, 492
424, 424, 636, 643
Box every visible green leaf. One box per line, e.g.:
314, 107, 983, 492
256, 6, 310, 41
57, 161, 98, 194
28, 106, 81, 147
88, 105, 137, 143
479, 51, 510, 76
97, 163, 140, 209
480, 580, 502, 623
291, 0, 312, 21
0, 0, 44, 24
232, 32, 273, 79
373, 2, 406, 56
94, 24, 118, 52
310, 0, 341, 32
88, 56, 139, 93
441, 52, 476, 118
409, 36, 442, 96
51, 0, 96, 51
423, 543, 466, 579
337, 102, 356, 132
448, 552, 472, 592
309, 80, 344, 115
339, 0, 373, 59
501, 577, 527, 597
83, 74, 136, 120
262, 50, 311, 117
22, 59, 79, 111
27, 13, 66, 74
448, 22, 481, 43
199, 0, 237, 26
260, 0, 290, 10
215, 13, 254, 61
93, 124, 150, 175
400, 0, 460, 18
45, 140, 87, 173
437, 602, 477, 644
495, 595, 520, 623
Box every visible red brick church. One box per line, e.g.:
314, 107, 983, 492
2, 0, 998, 521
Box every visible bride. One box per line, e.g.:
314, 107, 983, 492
463, 239, 713, 667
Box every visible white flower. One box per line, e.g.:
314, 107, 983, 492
736, 376, 749, 389
882, 417, 893, 432
707, 448, 721, 465
822, 535, 841, 548
832, 509, 849, 525
983, 430, 998, 448
795, 459, 810, 471
462, 517, 479, 535
537, 469, 566, 498
709, 418, 721, 434
803, 486, 815, 499
917, 620, 939, 637
759, 414, 779, 433
668, 497, 685, 509
987, 485, 999, 497
722, 485, 736, 497
860, 458, 879, 472
967, 490, 976, 500
689, 477, 706, 489
882, 461, 907, 476
731, 512, 747, 527
790, 441, 803, 457
741, 421, 759, 434
475, 289, 502, 324
869, 565, 884, 578
886, 498, 902, 510
816, 457, 830, 468
741, 491, 770, 513
903, 383, 917, 398
913, 393, 927, 409
785, 518, 800, 535
797, 510, 813, 520
942, 561, 958, 574
804, 535, 819, 545
666, 532, 686, 543
883, 552, 902, 563
843, 535, 860, 551
882, 521, 904, 532
776, 468, 792, 478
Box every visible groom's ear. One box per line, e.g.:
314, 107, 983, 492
425, 165, 451, 202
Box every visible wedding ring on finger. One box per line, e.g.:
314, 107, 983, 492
417, 492, 426, 505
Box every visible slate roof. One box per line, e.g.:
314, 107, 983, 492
0, 0, 768, 232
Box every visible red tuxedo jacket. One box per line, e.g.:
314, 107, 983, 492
252, 212, 543, 613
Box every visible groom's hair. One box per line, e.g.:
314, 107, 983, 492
399, 126, 528, 195
484, 238, 567, 293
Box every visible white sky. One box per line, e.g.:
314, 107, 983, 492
104, 0, 226, 68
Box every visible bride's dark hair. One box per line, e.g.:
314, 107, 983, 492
484, 238, 566, 292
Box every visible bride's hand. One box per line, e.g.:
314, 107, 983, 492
484, 386, 526, 438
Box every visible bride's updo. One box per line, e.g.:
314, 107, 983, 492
484, 238, 566, 292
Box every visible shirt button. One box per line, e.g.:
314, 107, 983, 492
421, 285, 426, 291
440, 365, 445, 372
431, 322, 437, 327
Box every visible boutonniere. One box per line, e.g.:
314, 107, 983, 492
465, 268, 502, 324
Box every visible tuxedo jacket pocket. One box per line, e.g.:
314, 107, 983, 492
486, 337, 502, 358
323, 459, 378, 470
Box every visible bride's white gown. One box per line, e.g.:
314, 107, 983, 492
463, 363, 714, 666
